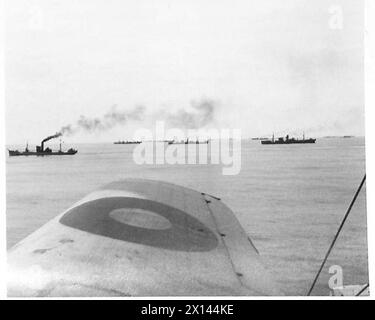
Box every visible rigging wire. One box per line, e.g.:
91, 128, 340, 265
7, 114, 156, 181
307, 174, 366, 296
355, 283, 369, 296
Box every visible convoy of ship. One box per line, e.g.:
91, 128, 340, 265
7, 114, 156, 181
8, 131, 369, 297
7, 131, 321, 157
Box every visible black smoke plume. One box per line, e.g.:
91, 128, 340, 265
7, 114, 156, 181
57, 99, 217, 137
42, 132, 62, 143
59, 105, 145, 136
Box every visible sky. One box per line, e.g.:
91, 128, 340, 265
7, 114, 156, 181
5, 0, 364, 144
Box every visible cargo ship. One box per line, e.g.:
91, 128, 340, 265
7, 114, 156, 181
113, 140, 142, 144
8, 134, 77, 156
168, 138, 210, 145
251, 137, 268, 141
261, 134, 316, 145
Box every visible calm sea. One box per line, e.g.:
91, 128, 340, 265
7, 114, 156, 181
6, 137, 368, 295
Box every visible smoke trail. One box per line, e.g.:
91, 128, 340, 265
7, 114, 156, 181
162, 99, 216, 129
59, 105, 145, 136
58, 99, 217, 137
42, 132, 62, 143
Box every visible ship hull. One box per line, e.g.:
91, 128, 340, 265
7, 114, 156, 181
261, 139, 316, 145
168, 141, 210, 145
114, 142, 141, 144
8, 150, 78, 157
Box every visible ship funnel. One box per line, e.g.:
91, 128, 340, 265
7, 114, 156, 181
40, 132, 62, 151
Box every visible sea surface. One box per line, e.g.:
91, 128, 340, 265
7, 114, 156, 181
6, 137, 368, 295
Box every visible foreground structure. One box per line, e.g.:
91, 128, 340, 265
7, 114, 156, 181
7, 179, 281, 296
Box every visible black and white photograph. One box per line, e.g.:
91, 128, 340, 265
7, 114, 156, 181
2, 0, 370, 299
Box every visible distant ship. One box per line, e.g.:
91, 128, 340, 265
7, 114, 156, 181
251, 137, 268, 141
114, 140, 142, 144
8, 135, 77, 157
323, 135, 355, 139
261, 134, 316, 145
168, 138, 210, 145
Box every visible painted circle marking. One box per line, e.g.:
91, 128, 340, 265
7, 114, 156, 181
109, 208, 171, 230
